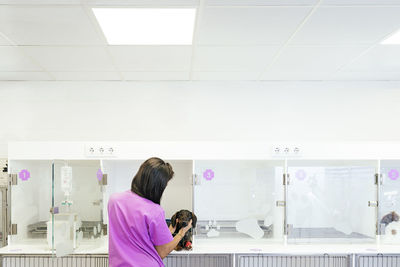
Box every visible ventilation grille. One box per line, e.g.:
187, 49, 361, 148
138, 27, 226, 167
356, 255, 400, 267
236, 254, 351, 267
2, 254, 108, 267
164, 254, 233, 267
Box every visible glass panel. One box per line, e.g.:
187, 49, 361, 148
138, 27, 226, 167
9, 160, 52, 248
287, 160, 377, 243
380, 160, 400, 244
161, 160, 193, 218
194, 160, 284, 241
103, 160, 193, 221
52, 160, 104, 256
0, 158, 7, 247
0, 190, 2, 246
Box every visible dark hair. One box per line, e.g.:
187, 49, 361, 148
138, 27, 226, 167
131, 157, 174, 204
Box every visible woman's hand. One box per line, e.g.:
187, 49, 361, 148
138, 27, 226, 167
156, 219, 193, 259
169, 219, 178, 234
177, 220, 192, 237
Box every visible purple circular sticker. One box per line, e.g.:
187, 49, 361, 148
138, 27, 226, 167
388, 169, 399, 181
97, 169, 103, 181
18, 169, 30, 181
295, 169, 306, 181
203, 169, 214, 181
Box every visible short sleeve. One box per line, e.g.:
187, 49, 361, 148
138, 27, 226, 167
149, 209, 173, 246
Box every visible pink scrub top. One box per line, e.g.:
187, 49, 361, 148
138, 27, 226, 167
108, 190, 173, 267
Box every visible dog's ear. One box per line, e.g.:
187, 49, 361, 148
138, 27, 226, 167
171, 211, 179, 227
191, 212, 197, 228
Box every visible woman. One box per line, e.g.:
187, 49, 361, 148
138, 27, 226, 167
108, 157, 192, 267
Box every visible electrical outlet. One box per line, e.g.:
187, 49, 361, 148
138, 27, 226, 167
272, 145, 301, 157
85, 144, 117, 158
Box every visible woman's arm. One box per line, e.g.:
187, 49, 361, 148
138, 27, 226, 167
155, 220, 192, 259
168, 219, 178, 234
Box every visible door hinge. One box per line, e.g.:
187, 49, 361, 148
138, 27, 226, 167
368, 201, 378, 207
276, 201, 286, 207
283, 174, 290, 185
99, 174, 107, 185
9, 174, 17, 185
374, 173, 383, 185
285, 224, 293, 236
10, 224, 17, 235
193, 174, 201, 185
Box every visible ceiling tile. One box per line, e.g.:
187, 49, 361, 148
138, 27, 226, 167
109, 46, 192, 71
261, 71, 333, 80
0, 0, 81, 4
0, 46, 42, 71
343, 45, 400, 72
291, 7, 400, 45
23, 46, 115, 71
0, 71, 52, 81
51, 71, 120, 81
206, 0, 317, 6
87, 0, 198, 6
322, 0, 400, 5
123, 71, 189, 80
197, 7, 312, 45
192, 71, 259, 80
0, 0, 198, 4
0, 6, 104, 45
194, 46, 280, 72
332, 71, 400, 80
269, 46, 368, 73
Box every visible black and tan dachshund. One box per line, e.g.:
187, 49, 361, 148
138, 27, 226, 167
170, 210, 197, 251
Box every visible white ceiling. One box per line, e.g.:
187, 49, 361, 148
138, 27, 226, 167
0, 0, 399, 81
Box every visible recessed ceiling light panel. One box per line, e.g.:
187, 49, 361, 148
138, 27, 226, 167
93, 8, 196, 45
381, 29, 400, 45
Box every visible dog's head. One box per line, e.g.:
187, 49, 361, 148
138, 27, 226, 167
171, 209, 197, 230
170, 210, 197, 250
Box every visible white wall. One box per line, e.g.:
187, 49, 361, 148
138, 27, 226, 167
1, 81, 400, 158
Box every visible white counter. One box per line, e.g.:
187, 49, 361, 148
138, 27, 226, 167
0, 238, 399, 256
171, 239, 400, 255
0, 238, 107, 255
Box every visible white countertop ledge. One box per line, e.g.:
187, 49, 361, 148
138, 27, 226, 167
0, 239, 399, 255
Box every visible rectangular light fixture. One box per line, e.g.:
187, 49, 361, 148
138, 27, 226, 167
381, 29, 400, 45
92, 8, 196, 45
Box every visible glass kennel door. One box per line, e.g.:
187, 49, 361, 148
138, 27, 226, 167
193, 160, 285, 241
0, 158, 7, 247
8, 160, 52, 247
52, 160, 105, 256
103, 160, 193, 220
379, 160, 400, 244
287, 160, 377, 243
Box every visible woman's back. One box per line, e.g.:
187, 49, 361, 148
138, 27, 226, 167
108, 190, 172, 267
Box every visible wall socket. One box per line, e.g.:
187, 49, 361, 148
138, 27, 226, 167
272, 146, 301, 157
85, 144, 117, 158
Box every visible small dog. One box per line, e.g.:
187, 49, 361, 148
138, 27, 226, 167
170, 210, 197, 251
381, 211, 400, 226
381, 211, 400, 235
